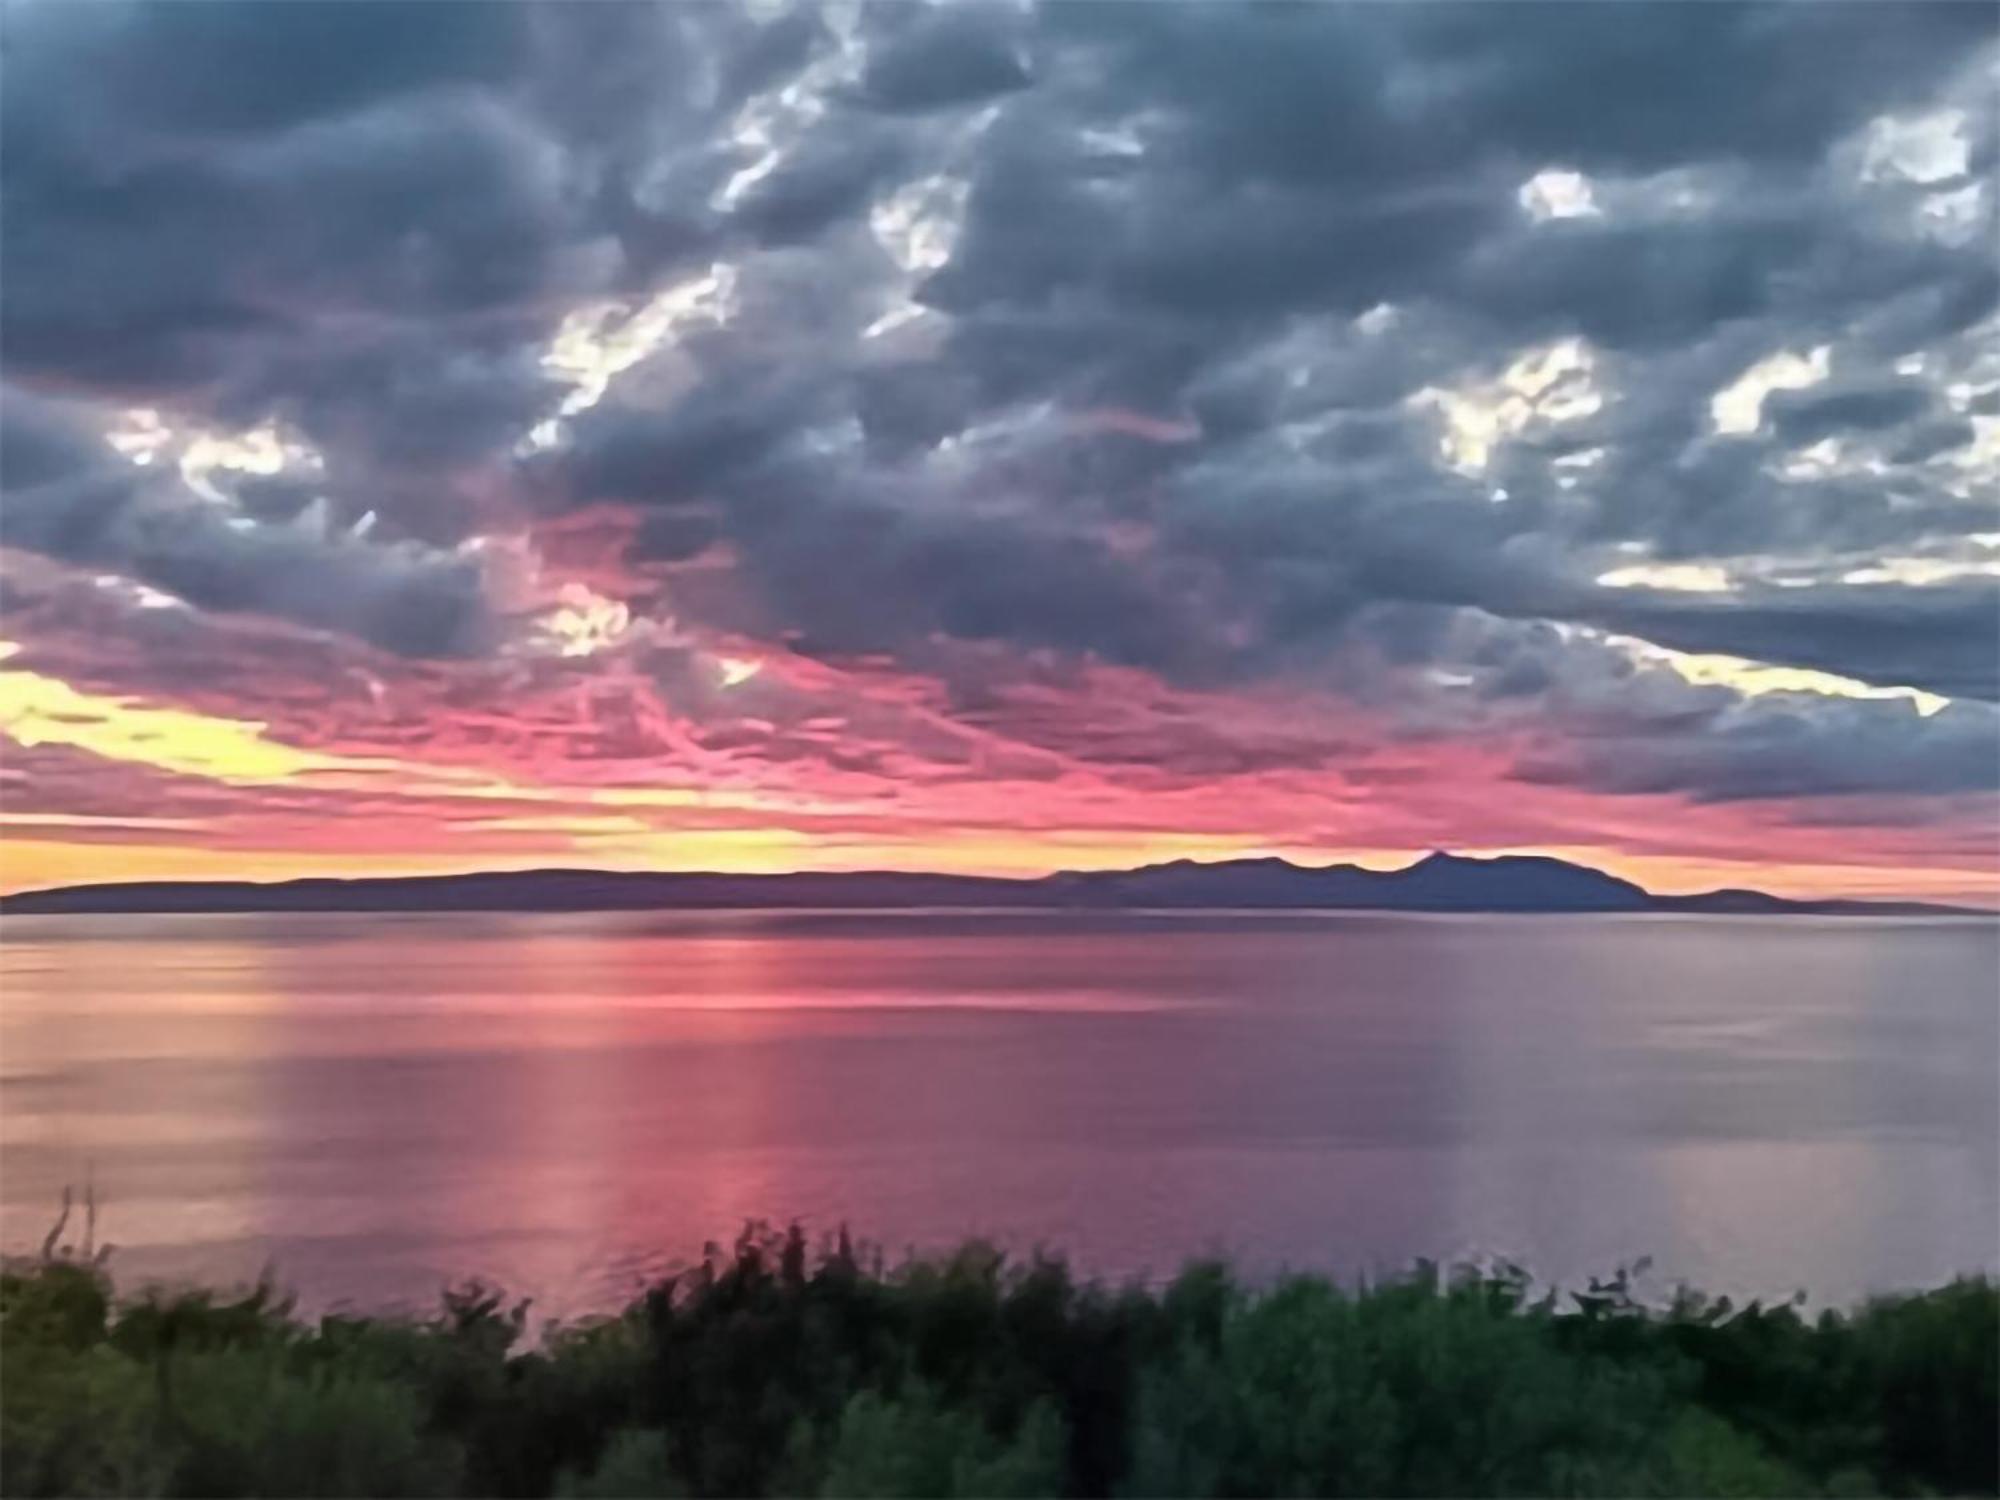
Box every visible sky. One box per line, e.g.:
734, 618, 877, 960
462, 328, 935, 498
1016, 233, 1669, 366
1, 1, 1997, 904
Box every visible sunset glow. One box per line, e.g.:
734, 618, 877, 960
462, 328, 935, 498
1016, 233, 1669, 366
2, 1, 1995, 908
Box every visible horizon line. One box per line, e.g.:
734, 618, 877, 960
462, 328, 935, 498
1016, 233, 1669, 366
6, 849, 1990, 916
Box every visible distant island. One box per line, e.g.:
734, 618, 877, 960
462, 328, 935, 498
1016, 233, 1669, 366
0, 851, 1979, 916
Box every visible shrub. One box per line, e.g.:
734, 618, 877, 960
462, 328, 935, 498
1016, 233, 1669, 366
0, 1235, 1992, 1498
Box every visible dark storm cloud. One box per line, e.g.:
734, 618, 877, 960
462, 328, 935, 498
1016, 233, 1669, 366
0, 390, 123, 498
852, 4, 1032, 114
247, 335, 550, 480
3, 86, 591, 390
727, 124, 912, 245
2, 0, 799, 471
1575, 586, 2000, 704
1342, 604, 2000, 803
3, 0, 1996, 805
929, 1, 1988, 317
747, 493, 1216, 675
1765, 382, 1937, 444
1518, 695, 2000, 803
93, 1, 527, 137
124, 511, 495, 658
1455, 212, 1818, 352
1048, 1, 1991, 180
1889, 418, 1978, 466
3, 484, 496, 659
0, 384, 495, 657
0, 391, 145, 565
552, 369, 845, 509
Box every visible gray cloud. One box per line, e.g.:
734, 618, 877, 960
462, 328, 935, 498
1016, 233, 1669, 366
3, 0, 1996, 808
852, 5, 1032, 114
1340, 604, 2000, 802
1766, 382, 1937, 444
0, 385, 495, 656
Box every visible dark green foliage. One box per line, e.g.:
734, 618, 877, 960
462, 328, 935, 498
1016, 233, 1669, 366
151, 1349, 458, 1498
3, 1232, 1994, 1498
1125, 1269, 1674, 1497
815, 1385, 1066, 1498
556, 1428, 682, 1499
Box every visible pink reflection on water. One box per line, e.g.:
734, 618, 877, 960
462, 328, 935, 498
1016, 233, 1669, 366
2, 912, 1993, 1320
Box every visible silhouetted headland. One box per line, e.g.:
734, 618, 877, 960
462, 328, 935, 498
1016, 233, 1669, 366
0, 851, 1977, 916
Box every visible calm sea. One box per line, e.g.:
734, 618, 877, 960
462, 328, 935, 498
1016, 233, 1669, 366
2, 911, 1994, 1318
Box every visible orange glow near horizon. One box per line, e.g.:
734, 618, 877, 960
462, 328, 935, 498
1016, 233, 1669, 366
3, 628, 1995, 910
5, 833, 1995, 909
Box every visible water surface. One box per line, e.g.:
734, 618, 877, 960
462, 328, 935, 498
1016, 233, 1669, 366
3, 911, 1993, 1317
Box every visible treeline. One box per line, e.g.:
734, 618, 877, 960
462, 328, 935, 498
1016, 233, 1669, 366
3, 1225, 1994, 1498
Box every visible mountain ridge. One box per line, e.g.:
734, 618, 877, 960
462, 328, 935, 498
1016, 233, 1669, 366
0, 852, 1979, 917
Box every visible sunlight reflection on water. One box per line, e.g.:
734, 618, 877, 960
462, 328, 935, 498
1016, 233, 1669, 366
3, 911, 1993, 1319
